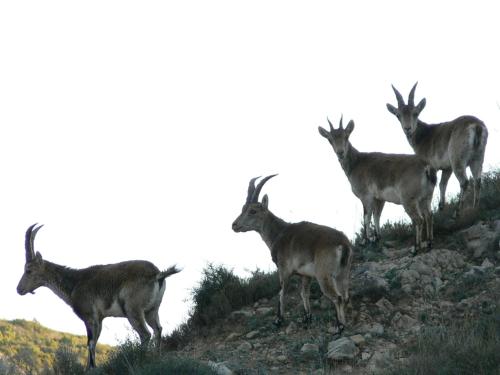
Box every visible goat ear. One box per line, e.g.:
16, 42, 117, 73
416, 98, 426, 113
345, 120, 355, 136
318, 126, 330, 139
386, 103, 398, 116
261, 194, 269, 208
35, 251, 43, 263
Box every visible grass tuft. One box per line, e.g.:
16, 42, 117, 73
386, 309, 500, 375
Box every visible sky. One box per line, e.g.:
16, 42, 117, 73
1, 1, 499, 345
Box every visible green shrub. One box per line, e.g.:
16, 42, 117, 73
94, 341, 217, 375
162, 265, 279, 349
189, 264, 279, 328
50, 346, 86, 375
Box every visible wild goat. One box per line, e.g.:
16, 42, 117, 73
319, 117, 436, 252
387, 83, 488, 215
17, 224, 181, 369
232, 175, 353, 335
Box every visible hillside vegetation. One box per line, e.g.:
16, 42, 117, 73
3, 170, 500, 374
0, 319, 112, 374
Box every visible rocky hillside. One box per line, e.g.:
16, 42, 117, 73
161, 171, 500, 375
168, 221, 499, 374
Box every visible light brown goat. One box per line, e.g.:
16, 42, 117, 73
232, 175, 353, 335
387, 83, 488, 215
17, 224, 181, 369
319, 117, 436, 253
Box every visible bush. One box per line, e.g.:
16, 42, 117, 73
189, 264, 279, 328
162, 265, 279, 350
50, 346, 86, 375
386, 310, 500, 375
0, 357, 18, 375
89, 341, 217, 375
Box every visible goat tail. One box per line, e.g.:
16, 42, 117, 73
157, 265, 182, 282
473, 122, 487, 150
425, 165, 437, 186
340, 244, 352, 267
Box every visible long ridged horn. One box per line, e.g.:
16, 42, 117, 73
246, 176, 260, 204
391, 84, 405, 107
251, 174, 278, 203
327, 117, 334, 132
408, 82, 418, 106
339, 114, 344, 130
25, 223, 42, 262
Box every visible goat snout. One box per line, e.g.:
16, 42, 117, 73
232, 222, 240, 232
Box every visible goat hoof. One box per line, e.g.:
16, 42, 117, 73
332, 323, 345, 339
301, 313, 312, 326
273, 317, 284, 327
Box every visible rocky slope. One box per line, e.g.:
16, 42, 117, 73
173, 219, 500, 374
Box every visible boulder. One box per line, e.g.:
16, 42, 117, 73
327, 337, 359, 361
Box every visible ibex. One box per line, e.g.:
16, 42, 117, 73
17, 224, 181, 369
387, 83, 488, 215
232, 175, 353, 335
319, 117, 436, 253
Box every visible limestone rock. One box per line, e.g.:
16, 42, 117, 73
327, 337, 359, 361
255, 307, 273, 316
300, 343, 319, 359
349, 334, 366, 346
245, 330, 259, 339
208, 361, 235, 375
230, 310, 253, 319
237, 341, 252, 351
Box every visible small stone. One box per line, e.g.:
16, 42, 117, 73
225, 332, 240, 341
300, 343, 319, 359
286, 322, 297, 335
375, 298, 394, 316
208, 361, 234, 375
275, 354, 288, 363
237, 341, 252, 351
231, 310, 253, 319
327, 337, 359, 361
361, 352, 371, 360
327, 325, 337, 334
245, 330, 259, 339
358, 322, 384, 336
349, 334, 366, 346
481, 258, 494, 269
255, 307, 274, 316
391, 312, 418, 330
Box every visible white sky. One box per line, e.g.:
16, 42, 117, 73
1, 1, 499, 345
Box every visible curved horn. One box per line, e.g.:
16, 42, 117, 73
246, 176, 260, 204
339, 114, 344, 130
391, 84, 405, 107
252, 174, 278, 203
408, 82, 418, 106
327, 117, 334, 132
25, 223, 39, 262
